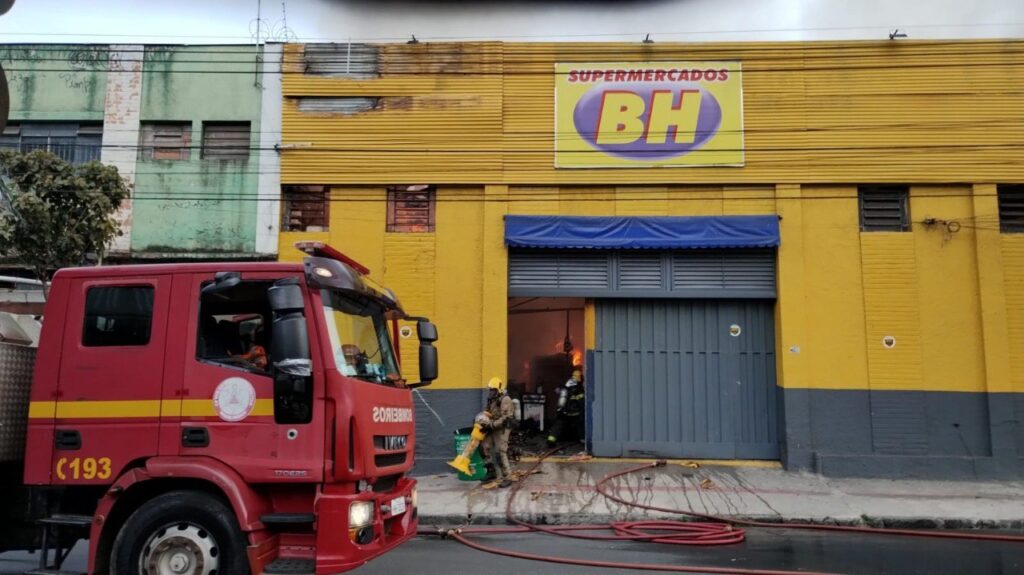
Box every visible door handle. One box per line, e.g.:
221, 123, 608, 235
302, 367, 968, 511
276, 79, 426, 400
181, 427, 209, 448
55, 430, 81, 450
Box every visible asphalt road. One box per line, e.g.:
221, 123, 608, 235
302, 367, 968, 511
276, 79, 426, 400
2, 528, 1022, 574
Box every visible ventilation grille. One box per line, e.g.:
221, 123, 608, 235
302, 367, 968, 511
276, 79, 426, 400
999, 185, 1024, 233
509, 250, 775, 298
859, 186, 910, 232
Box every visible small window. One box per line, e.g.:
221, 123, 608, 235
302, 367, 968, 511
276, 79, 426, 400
387, 186, 435, 233
139, 122, 192, 161
83, 286, 154, 347
859, 185, 910, 232
201, 122, 251, 160
998, 185, 1024, 233
282, 185, 330, 232
196, 280, 273, 374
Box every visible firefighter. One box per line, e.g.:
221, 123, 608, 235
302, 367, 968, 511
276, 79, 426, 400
548, 369, 585, 446
478, 376, 516, 488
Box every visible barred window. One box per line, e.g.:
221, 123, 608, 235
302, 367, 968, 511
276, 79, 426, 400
282, 185, 330, 232
0, 122, 102, 164
387, 186, 435, 233
859, 185, 910, 232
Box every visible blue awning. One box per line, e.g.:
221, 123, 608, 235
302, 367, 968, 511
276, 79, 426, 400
504, 215, 779, 250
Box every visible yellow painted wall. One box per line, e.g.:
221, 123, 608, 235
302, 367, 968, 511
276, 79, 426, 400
282, 40, 1024, 184
1003, 237, 1024, 393
279, 184, 1022, 395
280, 39, 1024, 396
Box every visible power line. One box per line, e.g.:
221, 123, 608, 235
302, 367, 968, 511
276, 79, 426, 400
3, 56, 1024, 75
12, 191, 1019, 203
1, 21, 1022, 43
11, 117, 1023, 137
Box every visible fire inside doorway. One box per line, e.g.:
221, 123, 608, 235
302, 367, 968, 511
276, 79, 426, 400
507, 297, 586, 454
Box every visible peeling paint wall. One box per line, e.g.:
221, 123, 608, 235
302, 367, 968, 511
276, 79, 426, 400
102, 45, 143, 254
130, 45, 266, 258
0, 45, 107, 121
1, 43, 279, 260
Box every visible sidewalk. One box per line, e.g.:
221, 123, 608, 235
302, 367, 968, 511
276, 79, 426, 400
415, 458, 1024, 529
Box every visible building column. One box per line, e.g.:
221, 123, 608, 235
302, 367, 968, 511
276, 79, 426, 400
102, 45, 143, 255
775, 183, 813, 469
255, 44, 283, 257
481, 185, 509, 387
973, 184, 1016, 458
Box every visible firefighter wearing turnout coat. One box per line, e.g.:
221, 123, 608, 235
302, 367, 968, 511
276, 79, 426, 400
479, 376, 516, 488
548, 369, 585, 446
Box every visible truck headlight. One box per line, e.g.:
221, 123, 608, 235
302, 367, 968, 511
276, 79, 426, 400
349, 500, 374, 528
410, 487, 418, 509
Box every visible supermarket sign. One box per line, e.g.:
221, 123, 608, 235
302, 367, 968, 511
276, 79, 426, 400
554, 62, 743, 168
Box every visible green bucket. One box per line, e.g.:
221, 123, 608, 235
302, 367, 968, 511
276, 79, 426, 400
453, 427, 487, 481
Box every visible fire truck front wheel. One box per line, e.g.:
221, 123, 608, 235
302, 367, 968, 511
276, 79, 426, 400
111, 490, 250, 575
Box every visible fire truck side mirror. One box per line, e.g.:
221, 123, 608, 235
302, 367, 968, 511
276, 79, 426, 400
410, 320, 438, 388
269, 280, 314, 424
417, 320, 438, 343
268, 281, 311, 373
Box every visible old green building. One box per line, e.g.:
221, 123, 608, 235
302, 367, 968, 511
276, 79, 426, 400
0, 44, 282, 259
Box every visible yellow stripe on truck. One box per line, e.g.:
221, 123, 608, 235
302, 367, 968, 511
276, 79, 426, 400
28, 399, 274, 419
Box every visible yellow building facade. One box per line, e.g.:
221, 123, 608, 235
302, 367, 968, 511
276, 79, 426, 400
279, 39, 1024, 476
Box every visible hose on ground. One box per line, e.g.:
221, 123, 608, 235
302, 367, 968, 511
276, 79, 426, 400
422, 448, 1024, 573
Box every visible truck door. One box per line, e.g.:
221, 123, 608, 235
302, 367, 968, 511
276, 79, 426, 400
177, 273, 324, 482
52, 276, 171, 485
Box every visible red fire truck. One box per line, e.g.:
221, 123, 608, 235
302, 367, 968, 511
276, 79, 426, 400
0, 242, 438, 574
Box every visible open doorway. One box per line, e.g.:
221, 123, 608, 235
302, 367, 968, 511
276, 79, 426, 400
507, 297, 586, 454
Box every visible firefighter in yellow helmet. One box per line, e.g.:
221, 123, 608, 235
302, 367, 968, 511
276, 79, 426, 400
479, 376, 516, 488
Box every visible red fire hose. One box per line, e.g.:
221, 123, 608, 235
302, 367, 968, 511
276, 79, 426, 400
422, 449, 1024, 574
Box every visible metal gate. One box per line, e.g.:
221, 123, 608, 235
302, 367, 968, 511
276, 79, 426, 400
591, 299, 779, 459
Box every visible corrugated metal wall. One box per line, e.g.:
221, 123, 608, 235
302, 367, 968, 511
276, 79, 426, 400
282, 40, 1024, 184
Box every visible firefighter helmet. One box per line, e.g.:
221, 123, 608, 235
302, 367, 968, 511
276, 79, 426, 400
487, 376, 506, 394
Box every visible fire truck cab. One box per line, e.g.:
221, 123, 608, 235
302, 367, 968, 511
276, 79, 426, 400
13, 243, 437, 574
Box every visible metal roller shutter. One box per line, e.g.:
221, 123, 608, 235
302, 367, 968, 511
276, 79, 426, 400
508, 250, 775, 299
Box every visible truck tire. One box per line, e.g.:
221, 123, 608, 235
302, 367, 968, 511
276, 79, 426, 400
111, 490, 250, 575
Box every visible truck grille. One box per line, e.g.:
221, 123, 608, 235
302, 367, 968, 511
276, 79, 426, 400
374, 453, 407, 468
372, 474, 400, 493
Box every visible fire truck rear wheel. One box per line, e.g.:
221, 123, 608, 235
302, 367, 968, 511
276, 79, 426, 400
111, 490, 250, 575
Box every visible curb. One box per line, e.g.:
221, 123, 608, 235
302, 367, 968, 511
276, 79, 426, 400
417, 512, 1024, 531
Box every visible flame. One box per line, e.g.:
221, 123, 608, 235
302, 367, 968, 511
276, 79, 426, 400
572, 350, 583, 366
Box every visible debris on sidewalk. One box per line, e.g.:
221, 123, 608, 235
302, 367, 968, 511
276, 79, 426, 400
567, 453, 593, 462
700, 478, 716, 490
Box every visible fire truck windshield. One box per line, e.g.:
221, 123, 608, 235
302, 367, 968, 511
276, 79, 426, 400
321, 289, 400, 385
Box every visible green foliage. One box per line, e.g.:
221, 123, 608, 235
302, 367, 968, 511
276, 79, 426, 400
0, 149, 129, 290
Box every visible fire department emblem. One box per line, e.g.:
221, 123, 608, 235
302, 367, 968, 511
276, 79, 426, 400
213, 377, 257, 422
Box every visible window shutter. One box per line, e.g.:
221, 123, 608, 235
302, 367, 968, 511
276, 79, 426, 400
998, 185, 1024, 233
139, 122, 191, 161
202, 122, 251, 160
859, 186, 910, 232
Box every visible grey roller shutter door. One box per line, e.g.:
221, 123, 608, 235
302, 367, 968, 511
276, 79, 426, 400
509, 250, 775, 299
591, 299, 780, 460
